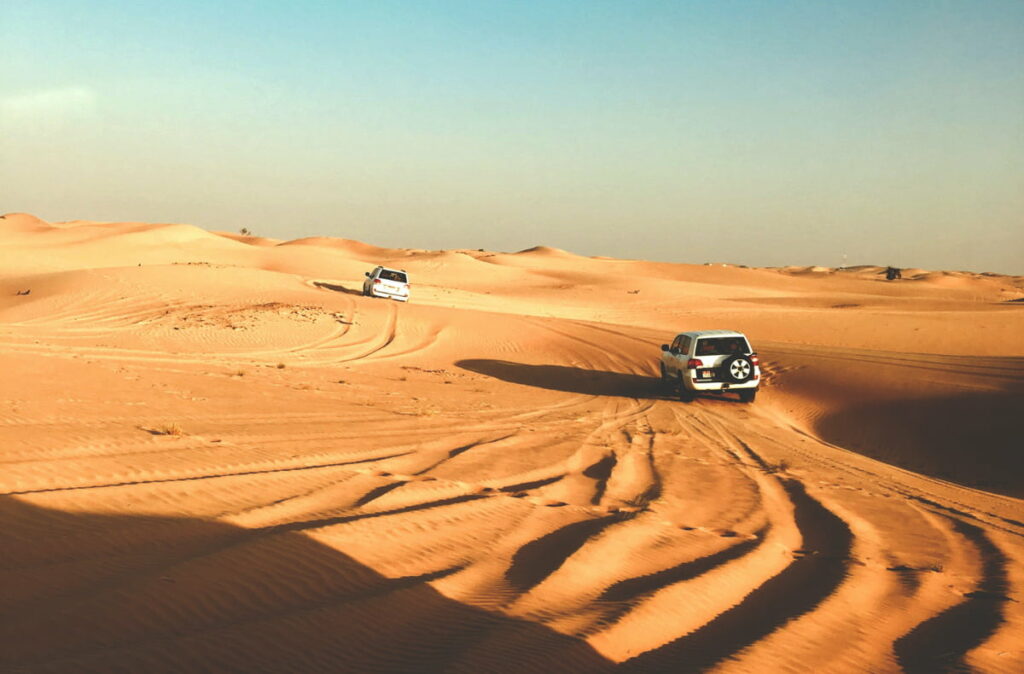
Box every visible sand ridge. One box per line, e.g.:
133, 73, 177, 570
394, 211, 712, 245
1, 214, 1022, 672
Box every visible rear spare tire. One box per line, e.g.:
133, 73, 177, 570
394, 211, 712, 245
722, 355, 754, 383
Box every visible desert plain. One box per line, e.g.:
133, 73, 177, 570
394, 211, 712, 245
1, 212, 1022, 672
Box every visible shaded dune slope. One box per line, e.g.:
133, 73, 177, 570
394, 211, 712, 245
0, 497, 614, 673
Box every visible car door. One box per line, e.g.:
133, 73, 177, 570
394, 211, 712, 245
676, 336, 692, 375
667, 336, 684, 375
364, 267, 380, 294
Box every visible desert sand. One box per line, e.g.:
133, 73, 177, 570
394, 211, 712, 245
2, 212, 1022, 672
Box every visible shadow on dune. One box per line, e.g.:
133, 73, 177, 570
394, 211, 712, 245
313, 280, 364, 297
0, 496, 614, 673
814, 392, 1024, 498
460, 360, 659, 395
620, 480, 853, 673
894, 518, 1009, 673
457, 359, 753, 405
457, 359, 662, 398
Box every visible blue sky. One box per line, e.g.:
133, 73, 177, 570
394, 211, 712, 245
3, 1, 1022, 272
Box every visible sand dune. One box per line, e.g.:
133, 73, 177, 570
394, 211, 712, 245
1, 214, 1022, 672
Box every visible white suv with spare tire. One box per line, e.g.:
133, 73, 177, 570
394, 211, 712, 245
362, 266, 410, 302
660, 330, 761, 403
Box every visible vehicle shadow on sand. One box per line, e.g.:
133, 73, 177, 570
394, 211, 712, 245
458, 358, 746, 404
313, 280, 364, 297
457, 359, 660, 398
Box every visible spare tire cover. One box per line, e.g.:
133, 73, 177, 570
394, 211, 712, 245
722, 355, 753, 383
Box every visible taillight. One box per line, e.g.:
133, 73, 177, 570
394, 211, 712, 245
373, 279, 382, 284
687, 358, 703, 369
751, 355, 759, 365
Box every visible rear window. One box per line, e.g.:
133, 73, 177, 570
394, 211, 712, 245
694, 337, 751, 356
379, 270, 407, 283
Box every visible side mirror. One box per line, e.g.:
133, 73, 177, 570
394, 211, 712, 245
661, 344, 669, 352
364, 272, 370, 278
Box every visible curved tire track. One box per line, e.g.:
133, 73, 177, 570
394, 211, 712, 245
620, 479, 852, 671
894, 518, 1010, 673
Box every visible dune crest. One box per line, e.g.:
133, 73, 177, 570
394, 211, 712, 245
0, 212, 54, 232
275, 235, 398, 258
515, 244, 578, 257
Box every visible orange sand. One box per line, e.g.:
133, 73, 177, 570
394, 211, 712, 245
2, 213, 1022, 672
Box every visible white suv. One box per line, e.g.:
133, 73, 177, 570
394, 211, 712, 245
362, 266, 410, 302
660, 330, 761, 403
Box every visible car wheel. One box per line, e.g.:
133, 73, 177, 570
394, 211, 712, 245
678, 379, 694, 403
659, 363, 673, 390
721, 355, 754, 383
739, 389, 756, 403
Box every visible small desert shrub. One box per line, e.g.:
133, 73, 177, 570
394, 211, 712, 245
763, 459, 790, 474
276, 363, 286, 369
154, 423, 184, 436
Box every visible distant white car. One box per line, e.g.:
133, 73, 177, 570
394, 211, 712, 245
362, 266, 410, 302
660, 330, 761, 403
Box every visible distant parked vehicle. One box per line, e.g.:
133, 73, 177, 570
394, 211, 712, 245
660, 330, 761, 403
363, 266, 410, 302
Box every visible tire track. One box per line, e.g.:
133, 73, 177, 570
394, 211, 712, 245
334, 299, 399, 362
505, 515, 626, 593
894, 518, 1010, 673
592, 530, 767, 631
620, 479, 852, 671
761, 421, 1024, 537
1, 451, 414, 496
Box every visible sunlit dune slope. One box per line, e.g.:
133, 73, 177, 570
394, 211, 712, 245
1, 214, 1022, 672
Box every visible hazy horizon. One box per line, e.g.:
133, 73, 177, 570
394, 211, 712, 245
3, 1, 1022, 274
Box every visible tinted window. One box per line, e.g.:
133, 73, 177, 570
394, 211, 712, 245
680, 336, 692, 353
379, 270, 407, 283
694, 337, 750, 356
